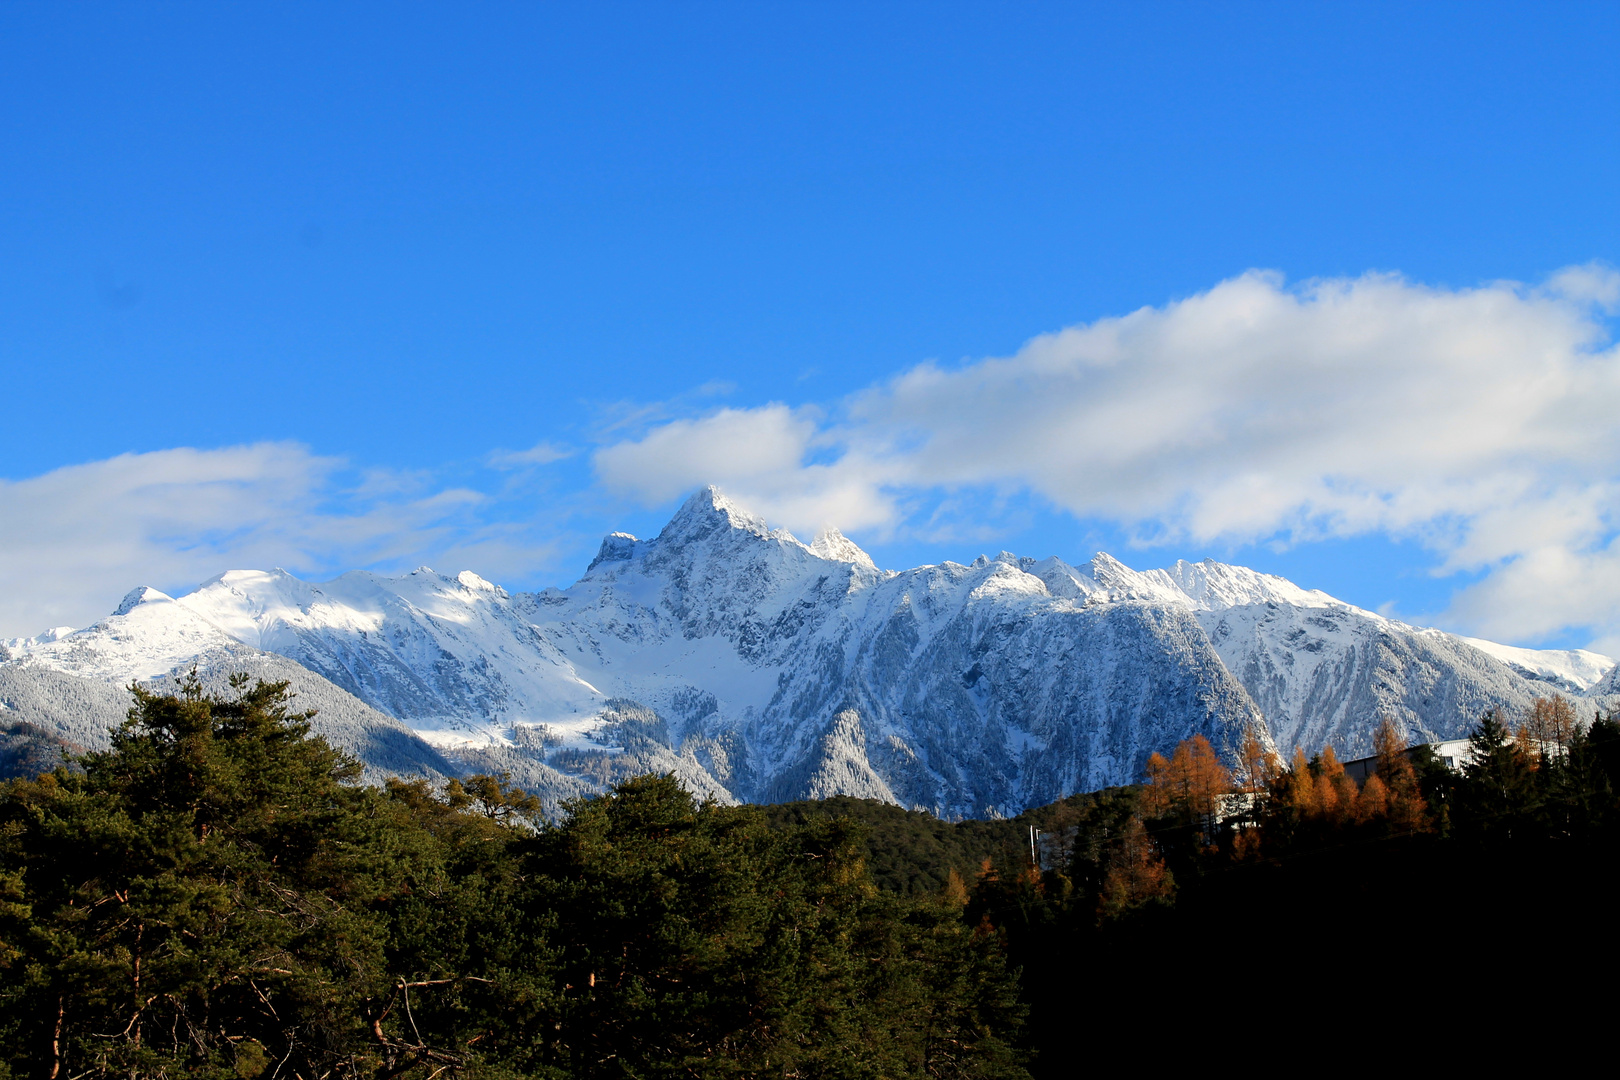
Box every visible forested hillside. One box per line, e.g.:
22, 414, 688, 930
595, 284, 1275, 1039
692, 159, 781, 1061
0, 720, 77, 783
0, 678, 1026, 1079
5, 680, 1620, 1076
777, 703, 1620, 1065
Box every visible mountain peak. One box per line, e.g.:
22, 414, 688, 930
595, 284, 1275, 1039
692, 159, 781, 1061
456, 570, 503, 595
811, 527, 876, 569
1162, 558, 1341, 612
658, 486, 774, 545
113, 586, 174, 616
1087, 552, 1134, 586
588, 532, 640, 571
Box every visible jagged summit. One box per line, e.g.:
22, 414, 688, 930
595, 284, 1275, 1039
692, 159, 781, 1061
810, 527, 877, 569
456, 570, 503, 595
588, 532, 639, 571
1160, 558, 1342, 612
658, 485, 775, 545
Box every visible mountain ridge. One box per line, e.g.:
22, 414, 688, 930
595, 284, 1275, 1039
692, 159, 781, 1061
4, 487, 1608, 814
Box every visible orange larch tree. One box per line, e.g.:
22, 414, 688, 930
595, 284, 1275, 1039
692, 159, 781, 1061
1521, 694, 1579, 763
1354, 773, 1389, 824
1234, 730, 1282, 803
1314, 745, 1361, 825
1142, 734, 1232, 834
1142, 751, 1174, 818
1097, 815, 1175, 921
1283, 747, 1318, 819
1370, 717, 1429, 833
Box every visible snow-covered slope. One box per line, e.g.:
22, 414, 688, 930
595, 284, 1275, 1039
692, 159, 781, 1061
1455, 637, 1614, 693
1069, 555, 1613, 756
0, 594, 461, 785
6, 487, 1605, 811
542, 504, 1269, 814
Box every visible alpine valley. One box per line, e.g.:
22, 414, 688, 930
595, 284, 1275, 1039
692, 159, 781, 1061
2, 488, 1611, 817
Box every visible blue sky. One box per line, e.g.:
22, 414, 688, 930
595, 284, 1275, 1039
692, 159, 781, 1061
2, 2, 1617, 648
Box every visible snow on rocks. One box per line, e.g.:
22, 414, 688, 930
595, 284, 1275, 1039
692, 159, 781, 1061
5, 485, 1608, 814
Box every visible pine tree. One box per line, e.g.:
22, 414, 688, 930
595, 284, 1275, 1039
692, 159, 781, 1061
2, 676, 377, 1074
1456, 708, 1539, 845
1587, 710, 1620, 792
0, 682, 1034, 1079
527, 773, 1030, 1078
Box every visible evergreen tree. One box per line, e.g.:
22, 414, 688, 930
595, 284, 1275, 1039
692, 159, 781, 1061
1583, 709, 1620, 795
1455, 708, 1539, 845
0, 674, 544, 1078
526, 774, 1028, 1078
0, 680, 1033, 1078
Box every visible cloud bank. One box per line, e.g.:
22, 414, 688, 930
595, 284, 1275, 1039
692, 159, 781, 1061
0, 443, 549, 638
595, 266, 1620, 648
7, 267, 1617, 651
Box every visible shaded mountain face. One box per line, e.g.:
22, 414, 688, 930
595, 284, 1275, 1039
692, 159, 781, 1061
4, 488, 1608, 815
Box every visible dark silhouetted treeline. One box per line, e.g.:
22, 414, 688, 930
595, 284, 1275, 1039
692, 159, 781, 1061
957, 707, 1620, 1070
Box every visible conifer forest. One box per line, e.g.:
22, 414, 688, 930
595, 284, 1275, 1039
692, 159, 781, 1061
3, 677, 1619, 1077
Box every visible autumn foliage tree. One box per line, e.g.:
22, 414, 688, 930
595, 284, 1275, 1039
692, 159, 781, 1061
1260, 721, 1430, 850
1371, 718, 1429, 833
1096, 816, 1174, 921
1142, 734, 1231, 836
1312, 746, 1360, 824
1233, 730, 1282, 802
1519, 694, 1579, 764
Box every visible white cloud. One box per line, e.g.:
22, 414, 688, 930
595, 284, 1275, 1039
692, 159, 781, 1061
593, 405, 899, 536
593, 265, 1620, 646
11, 268, 1618, 649
0, 443, 535, 638
487, 441, 574, 469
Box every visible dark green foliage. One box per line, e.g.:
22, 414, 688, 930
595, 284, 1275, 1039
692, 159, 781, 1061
1452, 708, 1540, 842
0, 674, 527, 1078
762, 797, 1022, 895
26, 675, 1620, 1078
1586, 711, 1620, 790
0, 678, 1030, 1079
529, 776, 1027, 1079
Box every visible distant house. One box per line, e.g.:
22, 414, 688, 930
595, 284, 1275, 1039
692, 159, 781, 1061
1342, 737, 1474, 783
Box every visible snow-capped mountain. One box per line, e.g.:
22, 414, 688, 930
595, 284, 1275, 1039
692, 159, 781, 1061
1454, 636, 1614, 694
5, 487, 1608, 815
0, 588, 460, 785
